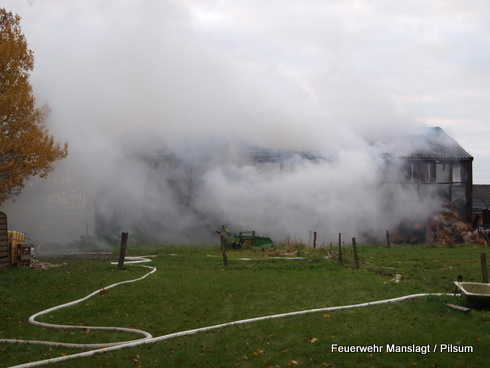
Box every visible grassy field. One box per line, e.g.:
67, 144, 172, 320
1, 242, 489, 367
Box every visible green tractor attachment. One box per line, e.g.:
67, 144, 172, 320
218, 225, 273, 248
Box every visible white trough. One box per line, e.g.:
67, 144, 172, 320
454, 281, 490, 309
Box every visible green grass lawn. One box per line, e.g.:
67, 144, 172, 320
1, 243, 489, 367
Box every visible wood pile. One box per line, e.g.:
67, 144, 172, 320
30, 259, 63, 270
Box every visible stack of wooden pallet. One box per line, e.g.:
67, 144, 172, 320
8, 231, 34, 268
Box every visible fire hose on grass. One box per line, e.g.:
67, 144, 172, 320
1, 257, 156, 350
3, 256, 457, 368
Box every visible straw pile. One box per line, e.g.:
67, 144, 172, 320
427, 209, 486, 245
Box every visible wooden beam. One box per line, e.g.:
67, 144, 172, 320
444, 302, 470, 313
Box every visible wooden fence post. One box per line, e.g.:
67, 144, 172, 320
118, 232, 128, 269
481, 253, 489, 283
216, 230, 228, 267
386, 230, 391, 248
352, 237, 359, 268
313, 231, 317, 249
338, 233, 343, 263
221, 234, 228, 267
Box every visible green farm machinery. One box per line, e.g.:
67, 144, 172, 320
218, 225, 273, 248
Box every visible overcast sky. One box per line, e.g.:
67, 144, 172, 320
4, 0, 490, 183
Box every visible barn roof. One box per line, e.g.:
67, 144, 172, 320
473, 185, 490, 212
402, 127, 473, 160
246, 146, 323, 163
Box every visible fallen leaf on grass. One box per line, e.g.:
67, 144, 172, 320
309, 338, 319, 343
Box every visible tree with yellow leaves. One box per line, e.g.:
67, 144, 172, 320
0, 8, 68, 204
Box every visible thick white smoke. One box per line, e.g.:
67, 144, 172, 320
0, 0, 450, 246
82, 130, 443, 245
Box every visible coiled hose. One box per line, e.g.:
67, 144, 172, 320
3, 256, 455, 368
2, 256, 156, 351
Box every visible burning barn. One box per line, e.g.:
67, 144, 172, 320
2, 125, 474, 247
92, 126, 474, 245
385, 127, 473, 220
382, 127, 474, 243
1, 124, 477, 247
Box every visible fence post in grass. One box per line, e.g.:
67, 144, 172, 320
217, 231, 228, 267
352, 237, 359, 268
481, 253, 488, 283
386, 230, 391, 248
118, 232, 128, 269
338, 233, 343, 263
313, 231, 317, 249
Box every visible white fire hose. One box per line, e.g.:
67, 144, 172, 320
2, 257, 156, 351
3, 256, 455, 368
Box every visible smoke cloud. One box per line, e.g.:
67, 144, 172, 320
0, 0, 453, 246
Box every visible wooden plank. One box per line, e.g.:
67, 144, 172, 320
19, 244, 34, 248
444, 302, 470, 313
